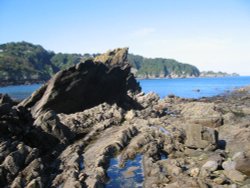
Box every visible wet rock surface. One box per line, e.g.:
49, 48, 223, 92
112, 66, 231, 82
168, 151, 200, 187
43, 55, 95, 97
1, 48, 250, 187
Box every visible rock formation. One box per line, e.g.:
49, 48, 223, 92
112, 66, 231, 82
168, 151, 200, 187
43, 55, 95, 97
20, 48, 141, 117
0, 48, 250, 188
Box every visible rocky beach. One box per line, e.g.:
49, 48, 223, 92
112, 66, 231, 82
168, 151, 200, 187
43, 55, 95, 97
0, 48, 250, 188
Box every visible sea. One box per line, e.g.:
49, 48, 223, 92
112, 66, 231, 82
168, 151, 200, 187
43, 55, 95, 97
1, 76, 250, 100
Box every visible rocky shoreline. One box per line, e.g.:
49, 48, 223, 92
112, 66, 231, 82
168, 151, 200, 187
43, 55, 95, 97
0, 80, 46, 87
0, 48, 249, 188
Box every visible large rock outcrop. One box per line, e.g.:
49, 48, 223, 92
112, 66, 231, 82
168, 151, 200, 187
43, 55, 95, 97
1, 48, 250, 188
20, 48, 141, 117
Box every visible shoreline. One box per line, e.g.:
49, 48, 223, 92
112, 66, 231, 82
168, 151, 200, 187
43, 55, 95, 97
136, 75, 243, 80
1, 77, 250, 102
0, 48, 250, 187
1, 76, 247, 87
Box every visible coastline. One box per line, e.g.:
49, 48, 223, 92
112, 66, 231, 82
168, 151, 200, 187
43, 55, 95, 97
0, 48, 250, 187
136, 75, 242, 80
0, 80, 46, 87
1, 76, 245, 87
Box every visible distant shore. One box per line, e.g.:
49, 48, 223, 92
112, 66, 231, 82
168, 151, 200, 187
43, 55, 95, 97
136, 75, 242, 80
0, 80, 46, 87
0, 75, 246, 87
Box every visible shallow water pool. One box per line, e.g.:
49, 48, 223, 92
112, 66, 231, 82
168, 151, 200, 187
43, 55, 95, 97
105, 154, 144, 188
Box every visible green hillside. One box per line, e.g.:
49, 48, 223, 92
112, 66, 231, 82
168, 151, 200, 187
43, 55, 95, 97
0, 42, 201, 85
128, 54, 200, 78
0, 42, 89, 85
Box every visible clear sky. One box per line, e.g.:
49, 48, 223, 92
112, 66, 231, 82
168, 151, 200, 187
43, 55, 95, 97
1, 0, 250, 75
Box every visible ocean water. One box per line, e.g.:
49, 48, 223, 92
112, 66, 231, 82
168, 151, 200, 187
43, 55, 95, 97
0, 77, 250, 100
0, 84, 41, 100
139, 76, 250, 98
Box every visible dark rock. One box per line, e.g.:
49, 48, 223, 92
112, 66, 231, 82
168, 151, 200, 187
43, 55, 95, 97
20, 48, 141, 117
34, 110, 74, 143
0, 103, 12, 115
0, 94, 13, 105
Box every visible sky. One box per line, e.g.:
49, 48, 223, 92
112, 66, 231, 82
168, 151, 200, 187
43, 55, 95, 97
1, 0, 250, 75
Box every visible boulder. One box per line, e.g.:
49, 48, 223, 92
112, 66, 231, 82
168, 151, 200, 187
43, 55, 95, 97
179, 102, 223, 128
184, 124, 218, 150
222, 160, 236, 170
200, 160, 219, 178
235, 158, 250, 176
201, 160, 219, 172
224, 170, 247, 182
20, 48, 141, 117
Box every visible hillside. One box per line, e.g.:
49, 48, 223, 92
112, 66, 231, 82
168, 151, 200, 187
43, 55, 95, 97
128, 54, 200, 78
0, 42, 55, 85
0, 42, 90, 85
0, 42, 200, 86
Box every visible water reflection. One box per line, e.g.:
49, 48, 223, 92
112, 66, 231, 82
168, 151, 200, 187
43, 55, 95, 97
105, 154, 144, 188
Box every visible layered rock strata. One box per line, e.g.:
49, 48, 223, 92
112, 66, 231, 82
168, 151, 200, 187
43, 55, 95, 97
0, 48, 250, 188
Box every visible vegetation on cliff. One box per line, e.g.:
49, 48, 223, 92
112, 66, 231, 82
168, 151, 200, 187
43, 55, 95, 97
0, 41, 200, 85
128, 54, 200, 78
0, 42, 55, 84
0, 42, 90, 85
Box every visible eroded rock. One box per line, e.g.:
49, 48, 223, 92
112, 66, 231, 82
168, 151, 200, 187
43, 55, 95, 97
20, 48, 141, 117
1, 48, 250, 187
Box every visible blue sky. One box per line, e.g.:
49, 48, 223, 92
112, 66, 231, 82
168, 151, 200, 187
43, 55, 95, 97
1, 0, 250, 75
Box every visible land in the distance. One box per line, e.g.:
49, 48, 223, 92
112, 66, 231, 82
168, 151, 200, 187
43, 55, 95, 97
0, 42, 238, 86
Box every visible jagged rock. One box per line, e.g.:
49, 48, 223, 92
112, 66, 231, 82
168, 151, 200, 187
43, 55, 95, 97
94, 48, 128, 67
34, 110, 74, 143
20, 48, 141, 117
